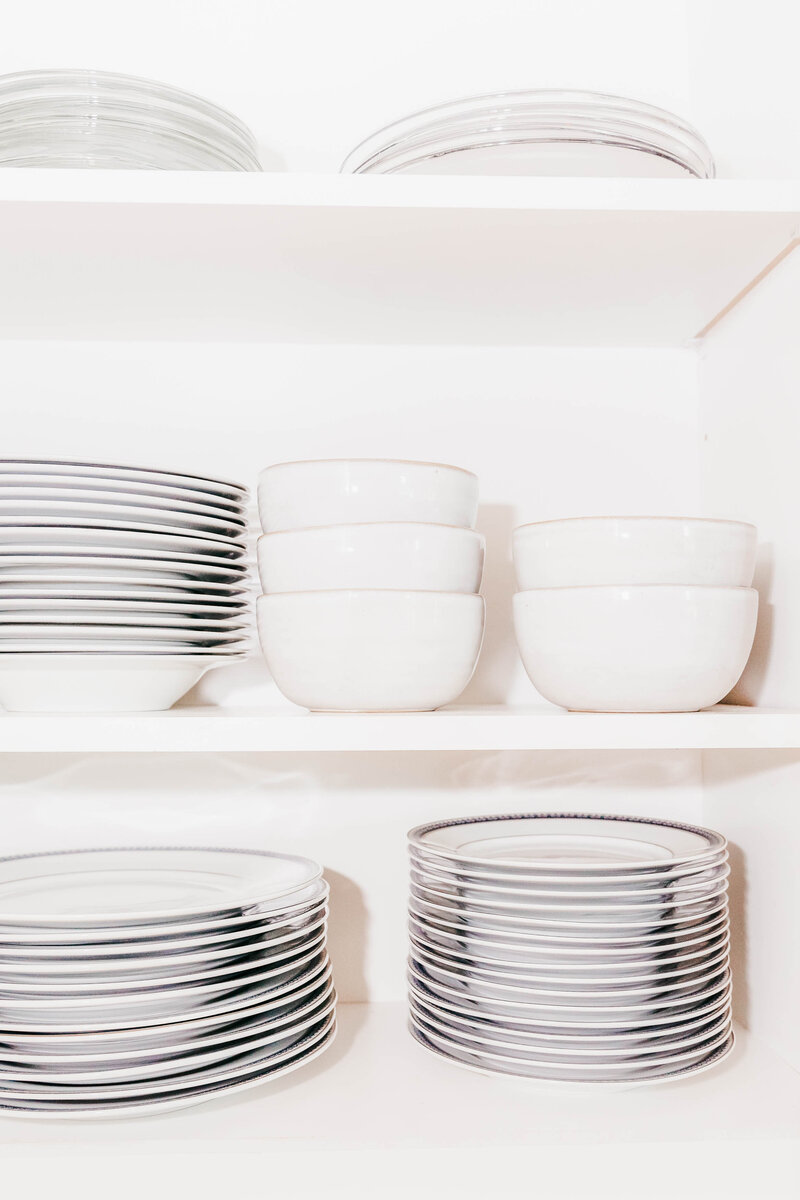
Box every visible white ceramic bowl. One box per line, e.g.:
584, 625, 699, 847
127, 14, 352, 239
513, 517, 757, 589
257, 591, 484, 711
258, 460, 479, 532
513, 586, 758, 712
257, 523, 484, 594
0, 654, 226, 712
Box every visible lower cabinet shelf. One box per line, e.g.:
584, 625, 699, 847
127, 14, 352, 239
1, 1004, 797, 1157
1, 704, 800, 752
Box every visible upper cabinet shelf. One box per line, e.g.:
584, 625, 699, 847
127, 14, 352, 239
2, 703, 800, 753
0, 173, 796, 345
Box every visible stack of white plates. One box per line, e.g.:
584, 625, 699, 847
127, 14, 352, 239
407, 814, 733, 1087
0, 848, 335, 1118
0, 458, 253, 712
341, 89, 714, 178
0, 70, 260, 170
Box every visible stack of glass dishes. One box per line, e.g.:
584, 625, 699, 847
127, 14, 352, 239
341, 90, 714, 178
0, 70, 260, 170
0, 457, 253, 712
0, 848, 335, 1118
407, 814, 732, 1087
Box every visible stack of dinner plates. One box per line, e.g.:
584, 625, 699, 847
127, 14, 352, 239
0, 848, 335, 1118
0, 458, 253, 711
0, 70, 261, 170
407, 814, 732, 1087
341, 89, 714, 178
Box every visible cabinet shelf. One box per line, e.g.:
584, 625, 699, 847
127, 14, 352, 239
0, 173, 796, 345
1, 703, 800, 753
1, 1004, 796, 1187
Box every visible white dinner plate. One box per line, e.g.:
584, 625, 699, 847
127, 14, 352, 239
410, 859, 729, 897
0, 474, 248, 515
0, 594, 250, 615
0, 848, 322, 925
408, 846, 729, 889
408, 973, 733, 1032
0, 459, 247, 502
408, 897, 729, 947
0, 922, 327, 991
408, 918, 729, 975
410, 864, 729, 907
409, 996, 732, 1060
0, 576, 250, 593
1, 977, 335, 1066
0, 911, 328, 972
0, 622, 248, 641
0, 564, 247, 588
410, 951, 730, 1005
0, 612, 249, 631
0, 946, 327, 1020
0, 1018, 336, 1118
410, 815, 726, 872
0, 486, 247, 524
0, 879, 328, 942
0, 1010, 336, 1105
408, 930, 730, 987
2, 965, 333, 1049
0, 499, 245, 538
407, 963, 731, 1023
0, 932, 327, 1001
0, 549, 248, 573
408, 891, 728, 935
409, 1009, 732, 1081
0, 992, 338, 1085
409, 981, 730, 1047
0, 525, 246, 556
409, 1020, 732, 1091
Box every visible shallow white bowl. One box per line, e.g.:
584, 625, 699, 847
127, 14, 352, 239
0, 654, 227, 713
257, 591, 484, 711
257, 523, 484, 593
513, 586, 758, 712
513, 517, 757, 589
258, 460, 479, 532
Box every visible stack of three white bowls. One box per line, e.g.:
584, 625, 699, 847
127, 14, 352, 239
256, 459, 485, 711
511, 517, 759, 712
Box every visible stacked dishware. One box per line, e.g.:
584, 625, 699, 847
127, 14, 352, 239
0, 847, 334, 1117
0, 70, 260, 170
341, 90, 714, 178
512, 516, 759, 712
0, 457, 253, 712
256, 458, 485, 711
407, 814, 732, 1087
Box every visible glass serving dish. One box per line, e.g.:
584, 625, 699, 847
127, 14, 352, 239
0, 69, 261, 170
341, 89, 714, 178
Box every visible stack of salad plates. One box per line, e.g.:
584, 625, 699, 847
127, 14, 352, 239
408, 814, 732, 1087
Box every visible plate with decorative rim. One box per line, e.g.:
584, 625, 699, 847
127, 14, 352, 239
0, 992, 338, 1085
2, 964, 333, 1047
0, 848, 322, 926
407, 971, 733, 1031
409, 815, 726, 873
0, 1014, 336, 1114
408, 980, 731, 1046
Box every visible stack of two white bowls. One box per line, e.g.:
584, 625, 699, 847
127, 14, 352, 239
255, 460, 486, 711
511, 517, 759, 712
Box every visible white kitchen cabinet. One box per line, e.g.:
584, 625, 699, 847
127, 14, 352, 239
0, 3, 797, 1195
